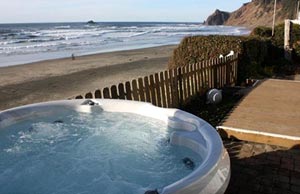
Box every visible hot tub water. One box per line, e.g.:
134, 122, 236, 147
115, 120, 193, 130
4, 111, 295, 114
0, 110, 202, 194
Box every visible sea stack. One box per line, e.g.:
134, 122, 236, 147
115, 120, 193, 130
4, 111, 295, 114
205, 9, 230, 25
87, 20, 96, 24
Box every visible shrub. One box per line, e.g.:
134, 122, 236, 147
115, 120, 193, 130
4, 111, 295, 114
251, 26, 272, 38
251, 23, 300, 57
168, 24, 297, 83
168, 36, 243, 69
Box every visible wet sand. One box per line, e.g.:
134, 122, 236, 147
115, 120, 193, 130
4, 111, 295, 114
0, 45, 177, 111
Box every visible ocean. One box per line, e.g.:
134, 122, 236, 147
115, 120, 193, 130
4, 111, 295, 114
0, 22, 250, 67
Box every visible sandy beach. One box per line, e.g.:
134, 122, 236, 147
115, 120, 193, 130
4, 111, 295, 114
0, 45, 176, 111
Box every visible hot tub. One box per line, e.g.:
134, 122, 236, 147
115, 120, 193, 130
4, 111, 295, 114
0, 99, 230, 194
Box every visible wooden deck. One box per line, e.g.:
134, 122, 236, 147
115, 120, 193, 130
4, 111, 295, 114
217, 79, 300, 148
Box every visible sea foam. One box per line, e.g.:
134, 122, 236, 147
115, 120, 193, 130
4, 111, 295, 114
0, 22, 250, 67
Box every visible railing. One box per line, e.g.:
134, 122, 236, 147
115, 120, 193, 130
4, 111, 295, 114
74, 54, 239, 108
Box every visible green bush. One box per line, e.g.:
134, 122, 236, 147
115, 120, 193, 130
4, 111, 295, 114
251, 26, 272, 38
238, 37, 269, 80
168, 36, 243, 69
251, 23, 300, 58
169, 30, 297, 83
168, 35, 277, 83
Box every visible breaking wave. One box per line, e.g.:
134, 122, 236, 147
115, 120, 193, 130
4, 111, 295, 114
0, 22, 250, 66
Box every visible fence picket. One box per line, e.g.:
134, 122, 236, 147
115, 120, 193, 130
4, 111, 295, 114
216, 58, 219, 87
192, 63, 197, 95
182, 66, 187, 101
219, 58, 223, 87
177, 68, 183, 104
227, 57, 230, 83
118, 83, 125, 99
172, 68, 179, 107
95, 89, 102, 98
149, 75, 157, 105
210, 59, 214, 88
125, 81, 132, 100
132, 79, 139, 101
144, 76, 151, 102
154, 73, 162, 107
160, 72, 167, 108
85, 92, 93, 99
223, 58, 226, 86
186, 65, 190, 99
165, 71, 171, 108
221, 58, 225, 85
196, 62, 201, 92
235, 54, 238, 84
213, 58, 218, 88
103, 87, 110, 99
75, 95, 83, 99
111, 85, 118, 99
138, 78, 145, 102
204, 60, 209, 88
200, 61, 205, 89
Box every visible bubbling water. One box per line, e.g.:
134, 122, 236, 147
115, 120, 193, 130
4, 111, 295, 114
0, 111, 202, 194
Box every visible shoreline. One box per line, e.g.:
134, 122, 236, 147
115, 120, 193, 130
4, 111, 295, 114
0, 45, 177, 111
0, 44, 178, 68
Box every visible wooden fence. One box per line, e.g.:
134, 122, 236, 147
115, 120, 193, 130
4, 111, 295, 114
75, 54, 239, 108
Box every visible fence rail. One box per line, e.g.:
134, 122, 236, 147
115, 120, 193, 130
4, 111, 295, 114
74, 54, 239, 108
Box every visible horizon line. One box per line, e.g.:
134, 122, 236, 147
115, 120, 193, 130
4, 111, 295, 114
0, 20, 204, 25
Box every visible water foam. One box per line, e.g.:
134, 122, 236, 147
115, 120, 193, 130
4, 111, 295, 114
0, 22, 250, 66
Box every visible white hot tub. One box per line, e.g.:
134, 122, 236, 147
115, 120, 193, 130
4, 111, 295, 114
0, 99, 230, 194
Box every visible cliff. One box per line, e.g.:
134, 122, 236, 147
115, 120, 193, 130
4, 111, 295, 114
205, 0, 298, 28
205, 9, 230, 25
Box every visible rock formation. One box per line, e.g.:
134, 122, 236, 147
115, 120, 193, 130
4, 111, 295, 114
205, 9, 230, 25
205, 0, 298, 28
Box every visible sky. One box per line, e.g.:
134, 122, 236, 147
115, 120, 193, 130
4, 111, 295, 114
0, 0, 249, 23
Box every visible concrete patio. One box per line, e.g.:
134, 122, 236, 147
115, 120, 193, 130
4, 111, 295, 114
218, 79, 300, 148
